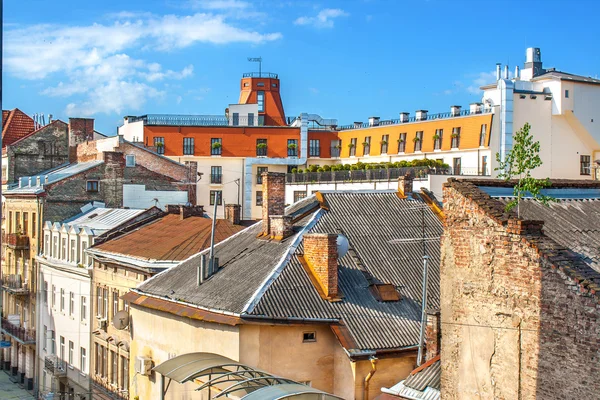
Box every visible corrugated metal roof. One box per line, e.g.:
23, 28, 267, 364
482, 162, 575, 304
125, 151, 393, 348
61, 207, 146, 236
91, 214, 246, 262
136, 191, 442, 351
383, 357, 440, 400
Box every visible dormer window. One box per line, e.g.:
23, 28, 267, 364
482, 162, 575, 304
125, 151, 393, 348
370, 283, 401, 302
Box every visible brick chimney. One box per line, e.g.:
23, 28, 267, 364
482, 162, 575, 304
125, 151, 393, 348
303, 233, 338, 298
262, 172, 286, 236
425, 310, 441, 361
166, 204, 204, 219
225, 204, 241, 225
398, 173, 413, 197
269, 215, 293, 240
69, 118, 95, 162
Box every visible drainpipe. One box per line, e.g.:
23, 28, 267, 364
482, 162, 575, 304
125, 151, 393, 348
363, 356, 377, 400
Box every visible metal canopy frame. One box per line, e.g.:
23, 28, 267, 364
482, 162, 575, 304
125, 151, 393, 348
153, 352, 344, 400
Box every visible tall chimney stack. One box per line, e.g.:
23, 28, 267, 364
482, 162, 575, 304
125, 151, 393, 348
496, 63, 501, 81
225, 204, 241, 225
303, 233, 339, 298
262, 172, 286, 236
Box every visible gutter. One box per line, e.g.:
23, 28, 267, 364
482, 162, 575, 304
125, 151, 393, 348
240, 314, 339, 324
363, 357, 378, 400
129, 289, 242, 318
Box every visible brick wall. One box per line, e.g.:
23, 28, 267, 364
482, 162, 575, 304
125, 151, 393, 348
441, 181, 600, 400
262, 172, 285, 235
303, 233, 338, 298
269, 215, 292, 240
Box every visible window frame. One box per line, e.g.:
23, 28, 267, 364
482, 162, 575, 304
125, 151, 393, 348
434, 129, 443, 150
81, 296, 87, 322
210, 190, 223, 206
309, 139, 320, 157
363, 136, 371, 156
256, 191, 263, 206
451, 127, 461, 148
381, 134, 389, 154
69, 340, 74, 365
125, 154, 135, 167
479, 124, 487, 147
350, 138, 357, 157
293, 191, 307, 203
414, 131, 423, 152
580, 155, 591, 175
210, 166, 223, 184
81, 347, 87, 375
154, 137, 165, 155
183, 137, 195, 156
256, 166, 268, 185
69, 292, 75, 317
86, 180, 99, 193
257, 91, 265, 112
256, 138, 267, 157
288, 139, 298, 157
210, 138, 222, 156
398, 133, 407, 153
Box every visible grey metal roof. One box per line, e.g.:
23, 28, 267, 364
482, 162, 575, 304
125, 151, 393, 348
382, 358, 440, 400
532, 70, 600, 85
64, 206, 146, 236
403, 359, 441, 391
136, 190, 442, 351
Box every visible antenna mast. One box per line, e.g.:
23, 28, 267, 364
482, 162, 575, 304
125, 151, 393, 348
247, 57, 262, 77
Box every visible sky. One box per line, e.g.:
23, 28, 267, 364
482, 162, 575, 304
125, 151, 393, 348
4, 0, 600, 134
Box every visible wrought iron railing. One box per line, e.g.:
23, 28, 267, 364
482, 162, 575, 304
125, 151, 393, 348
242, 72, 279, 78
128, 114, 290, 127
1, 274, 29, 295
330, 147, 341, 158
336, 108, 493, 130
1, 317, 36, 344
93, 377, 129, 400
45, 355, 67, 376
4, 233, 29, 249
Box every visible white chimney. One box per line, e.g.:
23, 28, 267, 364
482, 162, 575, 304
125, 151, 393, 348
514, 65, 520, 80
399, 112, 409, 123
450, 105, 461, 117
368, 116, 380, 127
415, 110, 428, 121
353, 122, 363, 129
470, 103, 483, 114
496, 63, 501, 81
504, 65, 509, 80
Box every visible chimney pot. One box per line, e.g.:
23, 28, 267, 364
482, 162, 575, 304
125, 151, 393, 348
353, 121, 363, 129
262, 172, 286, 235
303, 233, 339, 298
504, 65, 509, 80
470, 102, 483, 114
399, 112, 410, 123
368, 116, 380, 127
398, 174, 413, 197
415, 110, 428, 121
225, 204, 241, 225
450, 105, 462, 117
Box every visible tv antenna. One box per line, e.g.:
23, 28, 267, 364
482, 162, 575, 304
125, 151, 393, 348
247, 57, 262, 77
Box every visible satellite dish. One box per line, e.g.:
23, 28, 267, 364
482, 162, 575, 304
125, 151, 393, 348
337, 234, 349, 258
112, 310, 130, 330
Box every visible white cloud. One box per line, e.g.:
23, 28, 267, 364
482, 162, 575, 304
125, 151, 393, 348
294, 8, 349, 28
466, 71, 497, 94
4, 12, 281, 116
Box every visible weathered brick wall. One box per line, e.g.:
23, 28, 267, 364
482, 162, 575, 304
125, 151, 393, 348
303, 233, 338, 297
269, 215, 292, 239
6, 121, 69, 183
441, 182, 600, 400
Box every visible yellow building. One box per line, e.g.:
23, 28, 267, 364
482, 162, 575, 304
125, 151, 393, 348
124, 173, 444, 400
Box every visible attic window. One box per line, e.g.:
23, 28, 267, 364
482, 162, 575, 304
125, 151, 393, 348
370, 284, 401, 302
125, 154, 135, 167
302, 332, 316, 343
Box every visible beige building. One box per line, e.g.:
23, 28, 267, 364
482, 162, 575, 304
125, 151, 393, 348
124, 173, 444, 400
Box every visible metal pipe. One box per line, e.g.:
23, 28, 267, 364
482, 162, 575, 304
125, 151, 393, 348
363, 356, 377, 400
417, 255, 430, 366
208, 192, 218, 274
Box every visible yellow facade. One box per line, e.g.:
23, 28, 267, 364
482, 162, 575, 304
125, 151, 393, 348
337, 114, 493, 158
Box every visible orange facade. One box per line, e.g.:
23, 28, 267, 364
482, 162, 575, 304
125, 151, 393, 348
336, 114, 494, 158
239, 76, 286, 126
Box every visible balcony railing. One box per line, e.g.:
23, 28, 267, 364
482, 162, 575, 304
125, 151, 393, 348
45, 355, 67, 377
286, 166, 490, 184
330, 147, 341, 158
256, 146, 268, 157
1, 317, 36, 345
242, 72, 279, 79
127, 114, 291, 127
1, 274, 29, 295
210, 174, 223, 184
336, 108, 493, 131
93, 377, 129, 400
4, 233, 29, 250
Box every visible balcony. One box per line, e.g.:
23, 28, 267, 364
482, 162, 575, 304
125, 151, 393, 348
330, 147, 341, 158
1, 317, 36, 345
45, 355, 67, 377
1, 274, 30, 295
4, 233, 29, 250
93, 378, 129, 400
242, 72, 278, 79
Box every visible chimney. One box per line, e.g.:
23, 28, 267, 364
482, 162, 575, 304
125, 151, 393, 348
415, 110, 428, 121
303, 233, 339, 298
225, 204, 241, 225
496, 63, 501, 80
504, 65, 509, 80
398, 173, 413, 197
262, 172, 286, 236
353, 122, 363, 129
450, 105, 461, 117
514, 65, 520, 80
180, 205, 204, 220
269, 215, 293, 240
470, 102, 483, 114
399, 112, 409, 123
68, 118, 95, 162
425, 310, 441, 361
368, 116, 380, 127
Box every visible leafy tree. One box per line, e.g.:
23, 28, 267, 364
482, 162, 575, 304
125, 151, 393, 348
495, 122, 554, 217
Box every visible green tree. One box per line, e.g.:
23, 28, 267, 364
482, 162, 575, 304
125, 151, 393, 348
495, 122, 554, 217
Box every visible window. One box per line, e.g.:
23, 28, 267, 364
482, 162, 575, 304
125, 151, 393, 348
81, 241, 88, 266
95, 344, 101, 375
350, 138, 357, 157
86, 180, 99, 192
69, 341, 74, 365
43, 326, 47, 351
61, 238, 67, 260
81, 296, 87, 322
244, 82, 249, 87
32, 213, 36, 238
303, 332, 316, 342
15, 212, 20, 232
363, 136, 371, 156
125, 154, 135, 167
232, 112, 239, 126
453, 157, 462, 175
50, 330, 56, 354
45, 234, 50, 256
113, 291, 119, 319
121, 356, 128, 390
481, 155, 488, 176
210, 166, 222, 184
70, 292, 75, 316
398, 133, 407, 153
256, 138, 267, 157
256, 167, 268, 185
414, 131, 423, 152
183, 137, 195, 155
8, 211, 12, 233
60, 336, 65, 361
381, 135, 389, 154
61, 288, 66, 312
256, 191, 263, 206
257, 91, 265, 112
580, 155, 591, 175
479, 124, 487, 147
258, 115, 265, 126
565, 89, 569, 98
154, 137, 165, 155
81, 347, 87, 374
211, 138, 222, 156
434, 129, 443, 150
23, 212, 28, 236
43, 281, 48, 304
451, 127, 461, 148
308, 139, 320, 157
103, 288, 109, 319
102, 346, 108, 377
97, 286, 102, 317
248, 113, 255, 126
331, 140, 341, 158
294, 191, 307, 203
70, 239, 76, 263
288, 139, 298, 157
111, 351, 118, 384
52, 285, 56, 307
210, 190, 223, 206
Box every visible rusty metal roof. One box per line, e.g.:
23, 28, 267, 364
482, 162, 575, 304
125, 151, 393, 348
91, 214, 245, 262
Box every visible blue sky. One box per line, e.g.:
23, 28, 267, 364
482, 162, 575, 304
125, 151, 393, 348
4, 0, 600, 134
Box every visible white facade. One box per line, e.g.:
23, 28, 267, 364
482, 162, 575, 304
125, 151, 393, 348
483, 47, 600, 179
122, 184, 189, 210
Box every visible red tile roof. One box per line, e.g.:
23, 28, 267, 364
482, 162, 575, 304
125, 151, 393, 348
2, 108, 36, 148
93, 214, 246, 261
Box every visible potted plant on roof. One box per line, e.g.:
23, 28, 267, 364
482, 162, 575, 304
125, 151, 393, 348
451, 132, 459, 138
155, 142, 164, 148
432, 133, 440, 141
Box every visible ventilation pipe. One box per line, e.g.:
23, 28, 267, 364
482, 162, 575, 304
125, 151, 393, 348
504, 65, 509, 80
514, 65, 520, 80
496, 63, 501, 80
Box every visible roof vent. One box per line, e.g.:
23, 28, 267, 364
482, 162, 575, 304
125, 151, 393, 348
399, 112, 409, 123
415, 110, 428, 121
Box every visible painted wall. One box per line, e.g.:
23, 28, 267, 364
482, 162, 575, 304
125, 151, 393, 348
122, 184, 188, 210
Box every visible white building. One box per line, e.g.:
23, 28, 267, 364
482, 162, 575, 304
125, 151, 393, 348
483, 47, 600, 179
36, 204, 147, 399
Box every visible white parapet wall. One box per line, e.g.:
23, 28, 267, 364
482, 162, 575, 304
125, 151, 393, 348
123, 184, 189, 209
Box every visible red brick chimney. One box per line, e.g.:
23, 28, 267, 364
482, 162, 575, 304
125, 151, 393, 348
398, 173, 413, 197
425, 310, 441, 361
303, 233, 339, 298
262, 172, 286, 235
68, 118, 95, 162
225, 204, 241, 225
